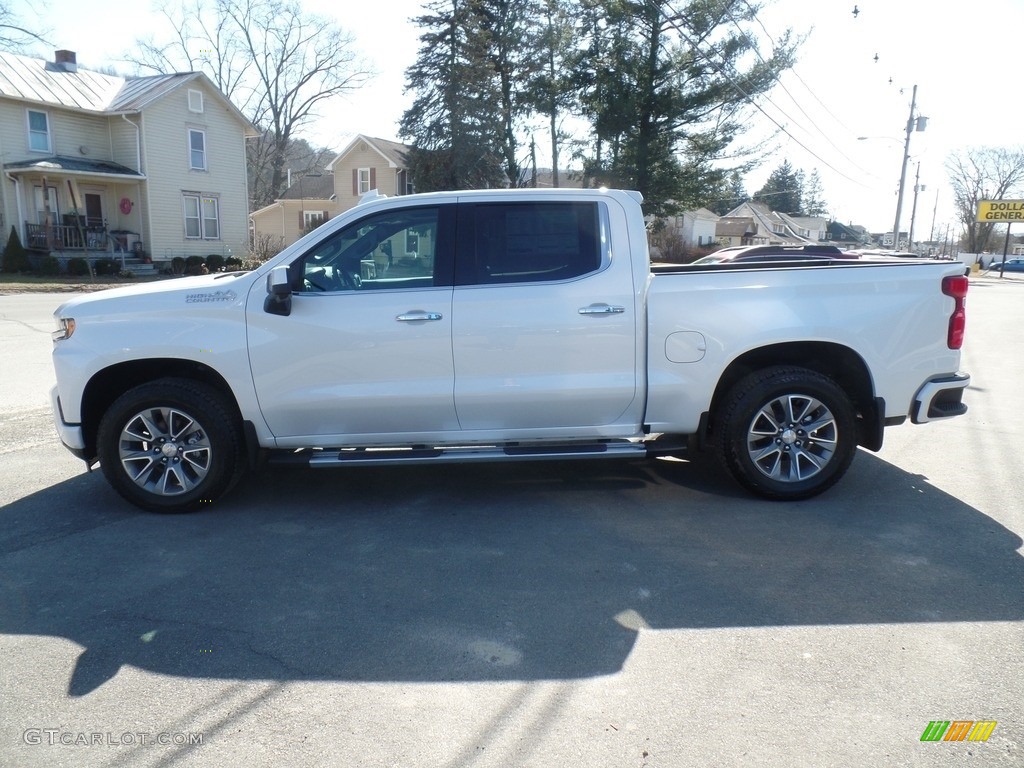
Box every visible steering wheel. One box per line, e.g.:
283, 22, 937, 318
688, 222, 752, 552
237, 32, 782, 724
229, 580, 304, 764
303, 266, 361, 292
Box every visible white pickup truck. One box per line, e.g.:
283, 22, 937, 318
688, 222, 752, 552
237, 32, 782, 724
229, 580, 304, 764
50, 188, 970, 512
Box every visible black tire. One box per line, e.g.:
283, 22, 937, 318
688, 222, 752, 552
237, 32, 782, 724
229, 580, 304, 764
715, 366, 857, 501
97, 378, 245, 513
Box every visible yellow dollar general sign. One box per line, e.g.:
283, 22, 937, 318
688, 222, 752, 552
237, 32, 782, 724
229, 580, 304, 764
976, 200, 1024, 221
920, 720, 997, 742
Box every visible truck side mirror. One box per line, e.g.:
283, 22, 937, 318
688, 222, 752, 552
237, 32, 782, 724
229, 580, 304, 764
264, 265, 292, 316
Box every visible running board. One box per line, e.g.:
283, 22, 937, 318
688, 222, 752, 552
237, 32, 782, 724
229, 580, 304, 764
276, 441, 650, 468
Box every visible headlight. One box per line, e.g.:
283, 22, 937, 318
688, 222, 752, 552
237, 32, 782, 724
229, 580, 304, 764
52, 317, 76, 341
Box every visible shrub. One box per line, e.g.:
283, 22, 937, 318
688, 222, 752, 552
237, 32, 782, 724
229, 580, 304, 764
94, 258, 116, 276
37, 256, 61, 276
171, 256, 186, 275
224, 256, 243, 270
1, 227, 31, 273
67, 257, 90, 276
185, 255, 206, 275
205, 253, 225, 272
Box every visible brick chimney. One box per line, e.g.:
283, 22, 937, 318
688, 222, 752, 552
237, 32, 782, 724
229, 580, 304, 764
54, 50, 78, 73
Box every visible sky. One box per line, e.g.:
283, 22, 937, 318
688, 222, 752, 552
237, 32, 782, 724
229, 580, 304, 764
15, 0, 1024, 235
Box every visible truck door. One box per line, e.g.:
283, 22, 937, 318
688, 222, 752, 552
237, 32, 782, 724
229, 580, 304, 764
247, 204, 459, 441
451, 199, 639, 433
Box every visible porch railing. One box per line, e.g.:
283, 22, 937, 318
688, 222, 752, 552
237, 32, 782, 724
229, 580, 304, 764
25, 223, 110, 252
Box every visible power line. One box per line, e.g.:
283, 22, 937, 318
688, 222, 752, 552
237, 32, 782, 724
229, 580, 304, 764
660, 1, 872, 187
722, 2, 882, 182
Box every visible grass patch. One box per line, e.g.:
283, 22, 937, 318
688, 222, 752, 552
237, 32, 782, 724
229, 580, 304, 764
0, 273, 172, 294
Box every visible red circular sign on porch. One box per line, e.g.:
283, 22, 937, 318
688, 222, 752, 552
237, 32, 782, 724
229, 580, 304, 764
119, 197, 132, 214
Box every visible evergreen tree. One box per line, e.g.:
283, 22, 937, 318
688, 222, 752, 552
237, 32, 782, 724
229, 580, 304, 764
477, 0, 541, 187
801, 169, 828, 216
1, 226, 30, 273
572, 0, 797, 219
522, 0, 576, 186
708, 171, 748, 215
753, 160, 803, 214
400, 0, 508, 191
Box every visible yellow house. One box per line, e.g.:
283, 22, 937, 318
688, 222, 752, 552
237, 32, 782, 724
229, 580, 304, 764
250, 134, 413, 250
0, 50, 257, 273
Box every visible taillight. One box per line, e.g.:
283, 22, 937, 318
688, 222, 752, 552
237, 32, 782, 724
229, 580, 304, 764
942, 275, 968, 349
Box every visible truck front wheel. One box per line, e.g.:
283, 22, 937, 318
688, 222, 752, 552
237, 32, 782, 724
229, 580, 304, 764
97, 378, 244, 513
716, 366, 857, 500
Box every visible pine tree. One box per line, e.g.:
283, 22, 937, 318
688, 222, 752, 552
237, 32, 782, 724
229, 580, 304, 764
708, 171, 748, 215
572, 0, 798, 219
753, 161, 803, 215
802, 169, 828, 216
400, 0, 508, 191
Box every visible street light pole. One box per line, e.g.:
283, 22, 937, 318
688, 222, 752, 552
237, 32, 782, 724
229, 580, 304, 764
891, 84, 917, 250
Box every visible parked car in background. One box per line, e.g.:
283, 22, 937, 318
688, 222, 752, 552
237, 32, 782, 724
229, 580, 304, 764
690, 244, 856, 265
986, 258, 1024, 273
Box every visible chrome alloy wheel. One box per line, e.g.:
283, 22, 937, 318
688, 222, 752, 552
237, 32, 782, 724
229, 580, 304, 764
118, 407, 213, 496
745, 394, 838, 483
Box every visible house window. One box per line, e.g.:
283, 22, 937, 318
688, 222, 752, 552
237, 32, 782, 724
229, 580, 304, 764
183, 194, 220, 239
303, 211, 326, 230
28, 110, 51, 152
189, 129, 207, 170
358, 168, 370, 194
188, 89, 204, 113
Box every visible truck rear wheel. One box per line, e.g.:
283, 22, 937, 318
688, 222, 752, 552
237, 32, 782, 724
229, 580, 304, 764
716, 366, 856, 500
97, 378, 244, 513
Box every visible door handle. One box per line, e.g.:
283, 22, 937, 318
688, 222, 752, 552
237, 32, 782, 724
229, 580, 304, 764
578, 304, 626, 315
396, 311, 443, 322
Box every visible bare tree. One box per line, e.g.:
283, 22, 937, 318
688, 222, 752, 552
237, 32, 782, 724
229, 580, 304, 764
946, 146, 1024, 253
127, 0, 372, 209
0, 2, 50, 52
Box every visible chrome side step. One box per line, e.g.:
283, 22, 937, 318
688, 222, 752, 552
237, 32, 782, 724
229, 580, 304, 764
288, 441, 649, 468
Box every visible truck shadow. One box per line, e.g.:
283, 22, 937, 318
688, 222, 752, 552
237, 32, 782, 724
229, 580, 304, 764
1, 451, 1021, 696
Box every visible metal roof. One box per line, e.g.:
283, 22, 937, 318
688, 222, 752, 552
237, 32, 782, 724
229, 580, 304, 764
0, 51, 256, 133
0, 51, 123, 110
3, 155, 145, 178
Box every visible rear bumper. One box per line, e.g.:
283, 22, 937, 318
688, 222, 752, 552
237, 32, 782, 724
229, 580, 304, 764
50, 385, 88, 459
911, 372, 970, 424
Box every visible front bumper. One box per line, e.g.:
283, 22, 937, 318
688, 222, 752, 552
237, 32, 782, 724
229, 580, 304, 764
50, 385, 88, 459
911, 372, 970, 424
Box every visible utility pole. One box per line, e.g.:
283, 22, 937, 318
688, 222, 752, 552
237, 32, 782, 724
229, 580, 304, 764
929, 189, 939, 245
908, 163, 922, 250
891, 84, 918, 250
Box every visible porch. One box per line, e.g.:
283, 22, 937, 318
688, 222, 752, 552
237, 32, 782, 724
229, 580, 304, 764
25, 222, 111, 252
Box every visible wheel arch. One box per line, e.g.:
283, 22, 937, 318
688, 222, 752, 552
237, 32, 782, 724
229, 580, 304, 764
707, 341, 882, 450
80, 359, 246, 462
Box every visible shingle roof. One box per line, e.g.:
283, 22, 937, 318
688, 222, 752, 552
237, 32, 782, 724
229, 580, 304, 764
716, 217, 756, 237
280, 173, 336, 200
331, 134, 411, 169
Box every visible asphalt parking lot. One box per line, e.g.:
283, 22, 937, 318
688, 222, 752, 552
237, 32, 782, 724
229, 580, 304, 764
0, 275, 1021, 767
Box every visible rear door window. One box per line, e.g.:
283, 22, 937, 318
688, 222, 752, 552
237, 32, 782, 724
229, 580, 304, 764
456, 202, 602, 285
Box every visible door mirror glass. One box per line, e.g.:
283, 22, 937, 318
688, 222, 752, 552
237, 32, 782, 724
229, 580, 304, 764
264, 265, 292, 316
